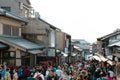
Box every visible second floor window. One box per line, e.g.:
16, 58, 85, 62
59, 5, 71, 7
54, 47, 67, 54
3, 24, 20, 36
3, 24, 11, 36
12, 27, 19, 36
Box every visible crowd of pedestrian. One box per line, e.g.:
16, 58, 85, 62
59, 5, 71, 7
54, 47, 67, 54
0, 59, 117, 80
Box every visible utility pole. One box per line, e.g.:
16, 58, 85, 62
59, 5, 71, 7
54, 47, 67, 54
45, 28, 50, 57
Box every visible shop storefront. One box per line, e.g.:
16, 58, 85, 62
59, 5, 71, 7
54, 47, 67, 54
0, 36, 44, 67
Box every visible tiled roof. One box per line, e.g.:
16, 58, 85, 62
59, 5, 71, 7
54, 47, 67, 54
0, 36, 44, 51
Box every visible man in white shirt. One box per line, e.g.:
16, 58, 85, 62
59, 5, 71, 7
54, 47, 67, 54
55, 66, 62, 78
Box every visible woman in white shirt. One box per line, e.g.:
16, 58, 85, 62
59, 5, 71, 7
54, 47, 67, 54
4, 68, 11, 80
13, 69, 18, 80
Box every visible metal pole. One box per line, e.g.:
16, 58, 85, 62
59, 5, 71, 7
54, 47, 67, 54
1, 51, 2, 64
35, 54, 36, 65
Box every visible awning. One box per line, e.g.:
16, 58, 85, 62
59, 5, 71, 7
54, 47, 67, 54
93, 53, 114, 65
0, 43, 8, 49
113, 53, 120, 58
108, 41, 120, 47
92, 56, 102, 61
0, 36, 44, 52
71, 52, 77, 56
88, 54, 101, 61
94, 53, 109, 62
28, 50, 43, 54
56, 49, 61, 53
100, 56, 108, 62
74, 46, 82, 51
107, 60, 114, 65
61, 52, 68, 57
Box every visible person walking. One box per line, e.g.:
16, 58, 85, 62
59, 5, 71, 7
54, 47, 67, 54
13, 69, 18, 80
27, 72, 35, 80
17, 66, 23, 80
47, 70, 58, 80
4, 68, 11, 80
56, 66, 62, 78
1, 65, 6, 80
34, 68, 45, 80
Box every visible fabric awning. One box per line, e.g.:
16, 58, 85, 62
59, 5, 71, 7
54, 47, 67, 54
92, 55, 102, 61
0, 36, 44, 51
89, 53, 109, 62
100, 56, 108, 62
107, 60, 113, 65
108, 41, 120, 47
71, 52, 77, 56
88, 54, 101, 61
61, 52, 68, 57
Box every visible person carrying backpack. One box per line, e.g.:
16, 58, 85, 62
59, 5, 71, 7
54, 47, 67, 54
34, 68, 45, 80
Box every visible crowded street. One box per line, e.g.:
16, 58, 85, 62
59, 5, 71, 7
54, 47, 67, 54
0, 0, 120, 80
0, 58, 117, 80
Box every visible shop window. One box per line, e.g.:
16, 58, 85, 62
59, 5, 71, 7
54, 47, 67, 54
21, 52, 29, 57
2, 51, 15, 65
10, 51, 15, 58
21, 51, 30, 65
2, 51, 15, 59
2, 59, 15, 65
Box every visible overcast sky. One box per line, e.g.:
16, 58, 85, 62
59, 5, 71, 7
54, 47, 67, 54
30, 0, 120, 43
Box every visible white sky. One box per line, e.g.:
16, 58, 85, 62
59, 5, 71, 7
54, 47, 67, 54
30, 0, 120, 43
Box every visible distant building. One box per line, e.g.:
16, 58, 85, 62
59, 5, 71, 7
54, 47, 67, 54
55, 31, 71, 65
0, 8, 44, 66
22, 17, 61, 65
97, 29, 120, 61
71, 39, 91, 60
91, 43, 97, 54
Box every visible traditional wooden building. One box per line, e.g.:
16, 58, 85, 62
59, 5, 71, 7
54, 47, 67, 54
0, 0, 31, 18
0, 8, 44, 66
97, 29, 120, 62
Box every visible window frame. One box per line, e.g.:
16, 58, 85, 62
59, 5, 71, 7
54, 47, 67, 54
3, 24, 20, 37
